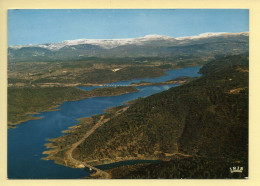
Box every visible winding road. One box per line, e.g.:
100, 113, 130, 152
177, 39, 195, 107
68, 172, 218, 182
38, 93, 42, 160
66, 115, 111, 178
67, 106, 129, 179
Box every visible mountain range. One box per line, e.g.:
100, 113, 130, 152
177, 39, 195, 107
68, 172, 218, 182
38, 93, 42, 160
8, 32, 249, 62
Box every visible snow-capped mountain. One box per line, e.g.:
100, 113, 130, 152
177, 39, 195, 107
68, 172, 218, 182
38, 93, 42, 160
176, 32, 248, 40
9, 34, 177, 50
9, 32, 248, 51
8, 32, 249, 62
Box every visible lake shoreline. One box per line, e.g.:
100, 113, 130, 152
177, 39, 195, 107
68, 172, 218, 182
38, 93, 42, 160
8, 75, 195, 128
41, 81, 194, 178
8, 66, 202, 179
8, 86, 139, 128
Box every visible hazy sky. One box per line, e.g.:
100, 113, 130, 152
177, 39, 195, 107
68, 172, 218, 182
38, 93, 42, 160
8, 9, 249, 45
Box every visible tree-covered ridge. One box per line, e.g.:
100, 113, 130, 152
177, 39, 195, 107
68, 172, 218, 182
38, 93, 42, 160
71, 55, 248, 167
8, 86, 138, 127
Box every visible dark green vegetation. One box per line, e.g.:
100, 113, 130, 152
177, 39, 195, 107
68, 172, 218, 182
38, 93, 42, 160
110, 156, 248, 179
8, 86, 138, 127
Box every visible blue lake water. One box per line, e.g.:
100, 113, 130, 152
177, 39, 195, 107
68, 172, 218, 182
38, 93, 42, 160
8, 66, 201, 179
106, 66, 201, 86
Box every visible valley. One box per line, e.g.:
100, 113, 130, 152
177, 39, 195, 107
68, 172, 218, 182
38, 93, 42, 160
7, 32, 249, 179
42, 54, 248, 178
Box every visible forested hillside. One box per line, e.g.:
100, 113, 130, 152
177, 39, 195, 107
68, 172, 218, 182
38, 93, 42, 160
72, 54, 248, 167
113, 156, 248, 179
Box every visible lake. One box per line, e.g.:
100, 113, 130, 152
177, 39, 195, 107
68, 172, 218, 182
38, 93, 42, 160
8, 66, 201, 179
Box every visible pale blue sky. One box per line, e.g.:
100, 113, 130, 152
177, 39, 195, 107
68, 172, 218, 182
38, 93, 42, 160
8, 9, 249, 46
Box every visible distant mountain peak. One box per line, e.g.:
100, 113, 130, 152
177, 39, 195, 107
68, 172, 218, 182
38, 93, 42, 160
9, 32, 248, 51
176, 31, 248, 40
142, 34, 173, 39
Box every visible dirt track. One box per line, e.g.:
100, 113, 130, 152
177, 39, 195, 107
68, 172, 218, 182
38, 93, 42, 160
67, 106, 129, 179
66, 115, 111, 178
